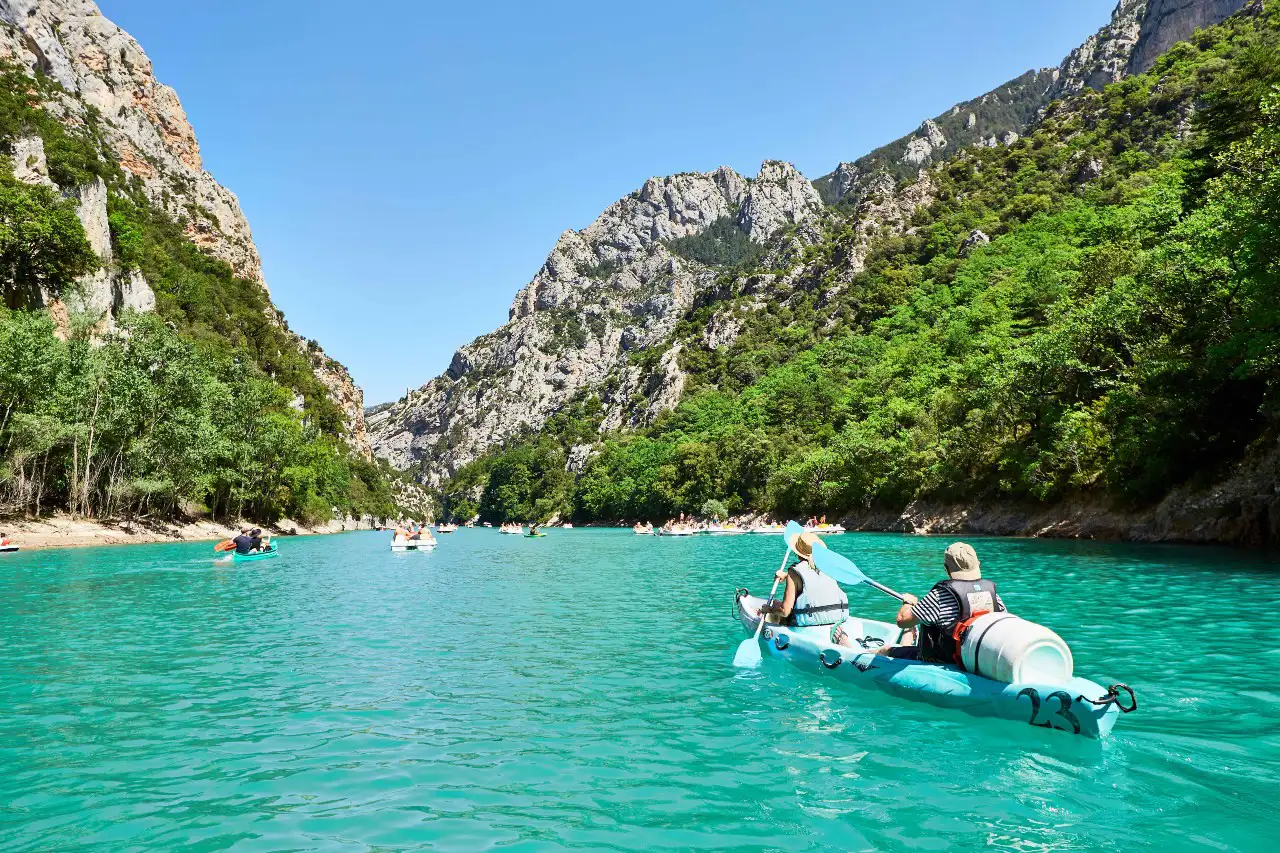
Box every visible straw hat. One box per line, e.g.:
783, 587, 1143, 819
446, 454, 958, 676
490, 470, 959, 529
786, 530, 825, 559
944, 542, 981, 581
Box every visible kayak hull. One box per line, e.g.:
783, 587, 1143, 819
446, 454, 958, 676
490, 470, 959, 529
734, 591, 1121, 739
233, 546, 278, 562
0, 545, 18, 553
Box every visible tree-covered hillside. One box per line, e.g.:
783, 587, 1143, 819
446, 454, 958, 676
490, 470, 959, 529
441, 6, 1280, 527
0, 64, 403, 524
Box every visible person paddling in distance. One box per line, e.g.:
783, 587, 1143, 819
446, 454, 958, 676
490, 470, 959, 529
232, 525, 255, 556
836, 541, 1006, 661
756, 531, 850, 629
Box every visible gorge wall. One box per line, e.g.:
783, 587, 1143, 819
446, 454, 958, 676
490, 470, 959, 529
371, 0, 1251, 490
0, 0, 370, 455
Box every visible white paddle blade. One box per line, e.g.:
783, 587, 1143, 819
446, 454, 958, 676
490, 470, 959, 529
733, 637, 764, 667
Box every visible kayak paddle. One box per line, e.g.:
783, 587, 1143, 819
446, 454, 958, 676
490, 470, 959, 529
810, 543, 907, 603
733, 539, 795, 668
214, 539, 235, 553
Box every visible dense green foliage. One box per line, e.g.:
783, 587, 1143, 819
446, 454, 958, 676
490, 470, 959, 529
0, 64, 398, 523
0, 170, 99, 305
666, 216, 763, 268
0, 310, 397, 522
444, 7, 1280, 524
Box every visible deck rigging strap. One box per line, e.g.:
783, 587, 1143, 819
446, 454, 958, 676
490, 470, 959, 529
1079, 683, 1137, 713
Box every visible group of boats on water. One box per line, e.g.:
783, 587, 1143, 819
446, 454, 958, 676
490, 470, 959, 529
634, 517, 846, 537
200, 513, 1132, 739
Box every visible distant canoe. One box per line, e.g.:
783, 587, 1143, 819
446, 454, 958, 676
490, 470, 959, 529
233, 545, 278, 562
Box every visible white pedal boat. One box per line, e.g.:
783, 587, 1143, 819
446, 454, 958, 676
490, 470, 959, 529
734, 590, 1134, 739
390, 540, 435, 552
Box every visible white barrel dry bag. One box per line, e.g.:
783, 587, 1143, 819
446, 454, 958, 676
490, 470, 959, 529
959, 613, 1073, 684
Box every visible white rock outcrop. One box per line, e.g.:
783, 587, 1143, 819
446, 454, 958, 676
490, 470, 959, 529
370, 161, 822, 485
0, 0, 370, 453
0, 0, 262, 282
737, 160, 824, 241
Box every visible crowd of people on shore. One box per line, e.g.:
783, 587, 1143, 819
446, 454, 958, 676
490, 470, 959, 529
630, 513, 843, 536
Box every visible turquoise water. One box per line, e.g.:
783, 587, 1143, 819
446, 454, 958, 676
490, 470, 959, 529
1, 530, 1278, 851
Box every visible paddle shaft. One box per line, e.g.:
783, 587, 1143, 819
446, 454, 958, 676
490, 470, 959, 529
752, 545, 793, 640
863, 577, 907, 603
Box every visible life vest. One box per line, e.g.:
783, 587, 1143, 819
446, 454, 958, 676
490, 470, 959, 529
788, 561, 849, 627
918, 577, 1004, 665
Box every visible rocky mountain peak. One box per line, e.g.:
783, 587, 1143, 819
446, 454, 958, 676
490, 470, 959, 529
737, 160, 824, 241
372, 160, 821, 483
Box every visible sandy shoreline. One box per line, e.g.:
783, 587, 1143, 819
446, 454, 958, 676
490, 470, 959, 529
0, 513, 380, 551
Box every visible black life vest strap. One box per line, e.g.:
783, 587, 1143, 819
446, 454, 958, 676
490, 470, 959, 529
792, 602, 849, 616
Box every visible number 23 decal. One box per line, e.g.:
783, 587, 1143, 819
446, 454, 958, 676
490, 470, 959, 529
1017, 687, 1081, 734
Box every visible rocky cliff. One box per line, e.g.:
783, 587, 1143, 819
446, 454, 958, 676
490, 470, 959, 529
816, 0, 1151, 205
370, 0, 1255, 488
1130, 0, 1253, 72
369, 161, 822, 484
0, 0, 370, 455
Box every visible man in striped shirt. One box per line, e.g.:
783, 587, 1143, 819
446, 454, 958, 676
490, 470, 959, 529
852, 542, 1006, 662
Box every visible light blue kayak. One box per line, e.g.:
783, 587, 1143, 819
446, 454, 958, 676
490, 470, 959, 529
233, 545, 278, 562
735, 590, 1134, 739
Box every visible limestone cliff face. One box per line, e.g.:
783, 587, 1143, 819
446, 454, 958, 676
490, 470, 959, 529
0, 0, 370, 455
1129, 0, 1252, 73
0, 0, 261, 281
371, 0, 1255, 487
369, 162, 821, 484
811, 0, 1247, 283
817, 0, 1150, 205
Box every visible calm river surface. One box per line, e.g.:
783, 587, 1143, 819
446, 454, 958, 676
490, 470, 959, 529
1, 529, 1277, 851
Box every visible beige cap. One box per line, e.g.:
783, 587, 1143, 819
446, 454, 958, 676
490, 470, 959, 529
944, 542, 981, 581
786, 530, 824, 559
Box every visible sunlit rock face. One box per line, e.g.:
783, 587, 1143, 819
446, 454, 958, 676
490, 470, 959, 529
0, 0, 371, 454
1129, 0, 1251, 74
369, 161, 824, 486
369, 0, 1254, 485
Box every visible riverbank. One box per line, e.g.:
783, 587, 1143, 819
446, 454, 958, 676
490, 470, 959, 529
839, 445, 1280, 548
0, 513, 381, 551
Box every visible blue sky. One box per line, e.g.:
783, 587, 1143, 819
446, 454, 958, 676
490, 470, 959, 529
99, 0, 1116, 405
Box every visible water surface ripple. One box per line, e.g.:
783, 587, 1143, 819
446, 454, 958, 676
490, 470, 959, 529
1, 530, 1277, 851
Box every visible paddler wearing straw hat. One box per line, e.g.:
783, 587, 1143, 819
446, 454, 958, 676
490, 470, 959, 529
757, 530, 850, 628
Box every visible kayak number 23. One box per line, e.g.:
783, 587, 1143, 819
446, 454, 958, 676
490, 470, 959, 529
1018, 687, 1081, 734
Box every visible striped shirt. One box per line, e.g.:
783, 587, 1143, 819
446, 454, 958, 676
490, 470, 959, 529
912, 583, 1005, 629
